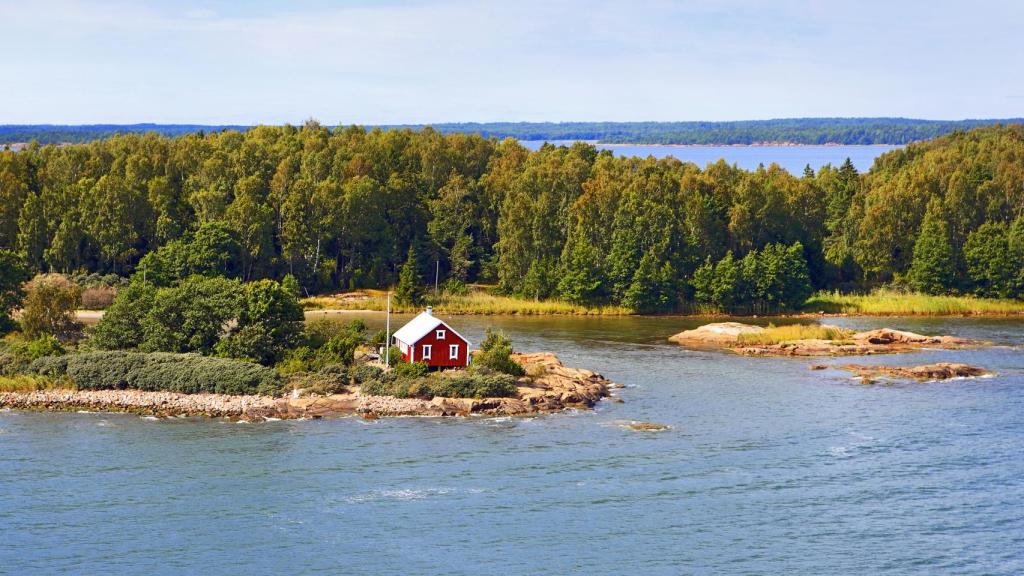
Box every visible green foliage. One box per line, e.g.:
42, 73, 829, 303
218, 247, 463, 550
0, 249, 31, 334
24, 335, 65, 360
281, 273, 301, 297
19, 274, 82, 340
142, 276, 242, 354
395, 245, 424, 305
475, 329, 525, 376
360, 370, 516, 399
90, 279, 157, 349
908, 200, 956, 295
964, 222, 1017, 298
692, 242, 812, 312
392, 360, 429, 379
2, 123, 1024, 313
32, 351, 282, 396
352, 363, 384, 384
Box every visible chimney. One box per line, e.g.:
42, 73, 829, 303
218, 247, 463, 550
425, 306, 433, 316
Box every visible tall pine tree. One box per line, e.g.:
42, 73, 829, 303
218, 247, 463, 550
908, 199, 956, 294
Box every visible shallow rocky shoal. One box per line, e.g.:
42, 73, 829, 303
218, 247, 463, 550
669, 322, 979, 357
838, 362, 993, 381
0, 353, 614, 420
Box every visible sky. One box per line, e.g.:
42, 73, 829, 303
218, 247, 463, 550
1, 0, 1022, 124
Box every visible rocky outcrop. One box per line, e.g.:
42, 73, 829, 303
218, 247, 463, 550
671, 322, 980, 357
839, 363, 994, 381
849, 328, 973, 346
0, 353, 615, 420
668, 322, 764, 345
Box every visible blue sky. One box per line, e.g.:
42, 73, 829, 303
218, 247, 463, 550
2, 0, 1021, 124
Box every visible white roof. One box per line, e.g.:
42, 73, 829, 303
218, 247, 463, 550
392, 309, 471, 346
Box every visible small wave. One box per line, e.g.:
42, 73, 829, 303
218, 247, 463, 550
140, 416, 160, 421
342, 487, 482, 504
263, 417, 282, 422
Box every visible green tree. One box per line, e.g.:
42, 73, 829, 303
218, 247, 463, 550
141, 276, 243, 354
19, 274, 82, 340
218, 279, 304, 364
475, 328, 525, 376
964, 222, 1015, 298
395, 245, 424, 306
908, 199, 956, 294
91, 279, 157, 349
16, 191, 48, 271
0, 250, 31, 334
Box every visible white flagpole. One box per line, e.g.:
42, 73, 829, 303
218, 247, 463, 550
384, 291, 391, 369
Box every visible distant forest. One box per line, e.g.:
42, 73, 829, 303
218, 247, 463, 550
2, 118, 1022, 146
2, 122, 1024, 313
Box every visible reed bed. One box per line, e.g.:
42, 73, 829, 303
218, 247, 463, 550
304, 289, 633, 316
736, 324, 853, 345
804, 289, 1024, 316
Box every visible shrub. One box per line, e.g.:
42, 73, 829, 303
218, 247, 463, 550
24, 335, 65, 360
20, 274, 82, 340
392, 361, 428, 379
475, 329, 525, 376
287, 371, 348, 396
352, 363, 383, 384
431, 373, 518, 398
360, 371, 517, 399
80, 285, 118, 309
28, 354, 69, 378
34, 351, 283, 396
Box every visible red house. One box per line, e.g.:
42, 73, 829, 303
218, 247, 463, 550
391, 307, 471, 368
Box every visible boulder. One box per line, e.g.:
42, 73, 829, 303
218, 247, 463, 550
669, 322, 765, 345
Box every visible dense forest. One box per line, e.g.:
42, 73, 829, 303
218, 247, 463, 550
1, 122, 1023, 313
3, 118, 1022, 146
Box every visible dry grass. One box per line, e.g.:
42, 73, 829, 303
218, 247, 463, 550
736, 324, 854, 345
0, 374, 72, 392
804, 289, 1024, 316
304, 287, 632, 316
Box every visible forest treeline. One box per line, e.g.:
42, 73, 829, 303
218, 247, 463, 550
3, 118, 1022, 146
2, 122, 1024, 313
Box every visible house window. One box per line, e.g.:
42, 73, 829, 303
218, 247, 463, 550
422, 344, 432, 360
449, 344, 459, 359
436, 329, 446, 339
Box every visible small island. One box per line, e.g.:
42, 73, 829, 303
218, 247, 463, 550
0, 275, 614, 421
669, 322, 979, 356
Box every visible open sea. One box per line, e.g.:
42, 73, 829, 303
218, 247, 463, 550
2, 314, 1023, 575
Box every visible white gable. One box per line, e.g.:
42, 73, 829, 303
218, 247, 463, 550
392, 310, 471, 347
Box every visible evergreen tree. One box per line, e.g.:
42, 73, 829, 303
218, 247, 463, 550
964, 222, 1014, 298
395, 245, 424, 305
908, 199, 956, 294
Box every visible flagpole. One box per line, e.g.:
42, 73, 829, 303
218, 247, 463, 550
384, 291, 391, 369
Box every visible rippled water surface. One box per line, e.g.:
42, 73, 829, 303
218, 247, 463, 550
2, 315, 1024, 575
520, 141, 901, 173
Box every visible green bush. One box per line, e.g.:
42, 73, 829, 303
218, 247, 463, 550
392, 361, 428, 379
360, 370, 517, 399
286, 370, 348, 395
30, 351, 283, 395
352, 363, 383, 384
475, 329, 525, 376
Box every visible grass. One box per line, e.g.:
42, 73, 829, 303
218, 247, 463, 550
804, 289, 1024, 316
0, 374, 72, 392
304, 287, 633, 316
736, 324, 854, 345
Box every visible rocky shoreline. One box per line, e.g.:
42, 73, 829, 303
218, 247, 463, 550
0, 353, 616, 421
